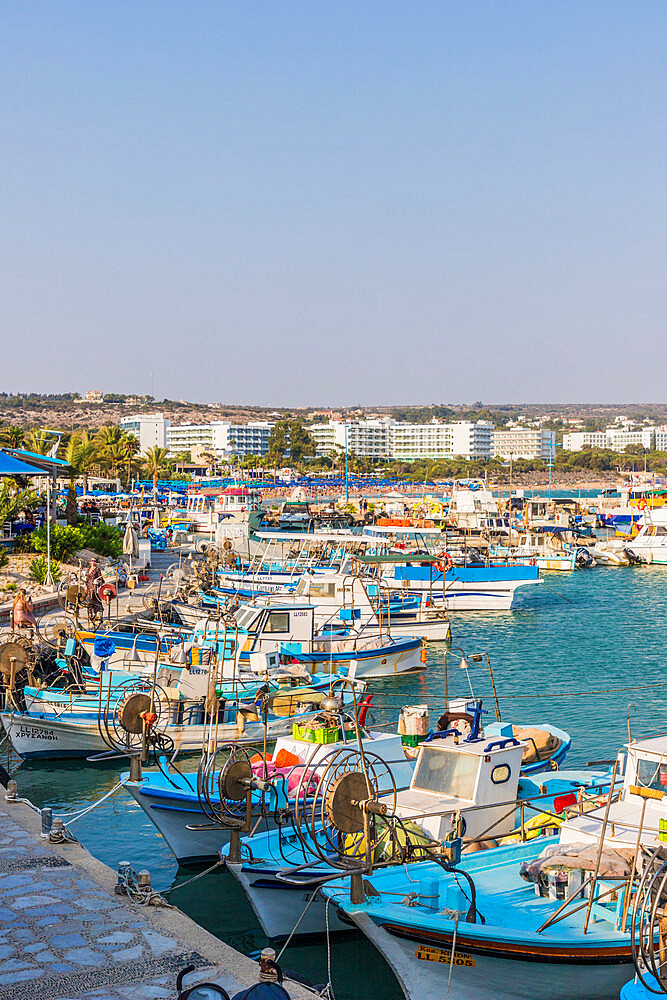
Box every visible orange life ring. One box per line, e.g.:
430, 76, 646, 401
435, 553, 453, 574
99, 583, 117, 602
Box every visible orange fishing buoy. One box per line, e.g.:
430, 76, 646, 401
420, 646, 428, 664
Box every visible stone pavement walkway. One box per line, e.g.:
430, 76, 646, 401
0, 796, 313, 1000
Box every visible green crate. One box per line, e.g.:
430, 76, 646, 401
292, 722, 341, 743
401, 734, 427, 748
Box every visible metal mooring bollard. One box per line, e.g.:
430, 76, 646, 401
137, 870, 151, 890
259, 947, 278, 982
115, 861, 131, 895
41, 807, 53, 838
5, 780, 17, 802
49, 817, 66, 843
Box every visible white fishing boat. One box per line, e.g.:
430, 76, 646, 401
624, 522, 667, 565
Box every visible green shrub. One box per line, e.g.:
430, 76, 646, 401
30, 525, 82, 562
29, 556, 61, 585
25, 522, 123, 560
78, 523, 123, 558
0, 549, 8, 570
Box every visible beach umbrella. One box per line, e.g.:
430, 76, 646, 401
123, 523, 139, 573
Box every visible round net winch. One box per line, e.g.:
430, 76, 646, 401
0, 639, 34, 696
38, 616, 76, 649
57, 579, 86, 615
98, 677, 171, 758
631, 846, 667, 993
196, 744, 267, 828
291, 746, 397, 872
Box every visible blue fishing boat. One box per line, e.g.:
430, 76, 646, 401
221, 705, 604, 940
319, 733, 667, 1000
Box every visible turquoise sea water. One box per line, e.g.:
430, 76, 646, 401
13, 564, 667, 999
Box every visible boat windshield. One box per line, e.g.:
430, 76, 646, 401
412, 746, 480, 800
234, 608, 261, 632
633, 755, 667, 792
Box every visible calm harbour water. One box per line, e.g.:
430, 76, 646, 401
13, 564, 667, 1000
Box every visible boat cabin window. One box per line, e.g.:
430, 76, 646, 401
307, 581, 336, 598
633, 756, 667, 792
266, 611, 290, 633
412, 746, 480, 800
491, 764, 511, 784
235, 608, 261, 632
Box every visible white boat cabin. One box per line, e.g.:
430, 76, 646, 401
379, 717, 526, 841
560, 734, 667, 849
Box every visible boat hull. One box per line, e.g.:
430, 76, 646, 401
227, 862, 337, 940
346, 912, 630, 1000
0, 706, 331, 760
125, 781, 242, 863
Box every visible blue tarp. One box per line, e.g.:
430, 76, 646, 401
0, 451, 47, 477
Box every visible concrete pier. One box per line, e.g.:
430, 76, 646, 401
0, 789, 314, 1000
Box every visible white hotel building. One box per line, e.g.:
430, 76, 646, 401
493, 428, 556, 461
563, 427, 667, 453
309, 419, 495, 461
121, 415, 274, 459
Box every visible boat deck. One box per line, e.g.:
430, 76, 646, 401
335, 840, 629, 951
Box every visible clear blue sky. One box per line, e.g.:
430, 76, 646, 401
2, 2, 665, 406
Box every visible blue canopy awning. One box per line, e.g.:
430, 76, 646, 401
0, 451, 48, 477
5, 448, 70, 470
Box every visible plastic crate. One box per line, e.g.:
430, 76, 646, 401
292, 722, 340, 743
401, 734, 427, 748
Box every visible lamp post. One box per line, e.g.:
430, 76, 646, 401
344, 409, 349, 504
443, 646, 501, 722
442, 646, 469, 714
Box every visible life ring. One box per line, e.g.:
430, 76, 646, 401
638, 500, 647, 510
99, 583, 117, 602
435, 552, 453, 574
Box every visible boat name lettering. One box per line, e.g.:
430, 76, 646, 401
16, 727, 57, 741
415, 945, 475, 967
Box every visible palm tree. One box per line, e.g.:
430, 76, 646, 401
100, 441, 128, 481
25, 429, 58, 456
96, 425, 125, 450
64, 435, 98, 524
0, 482, 39, 527
96, 427, 138, 487
0, 426, 25, 449
143, 446, 170, 491
122, 434, 140, 489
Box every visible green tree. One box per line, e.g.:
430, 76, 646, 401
267, 420, 314, 464
25, 429, 59, 456
0, 482, 39, 525
0, 426, 25, 449
63, 434, 98, 524
143, 446, 170, 490
267, 422, 289, 463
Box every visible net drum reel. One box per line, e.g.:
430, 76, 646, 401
289, 747, 397, 893
631, 845, 667, 993
38, 615, 76, 650
57, 575, 86, 619
97, 676, 171, 765
194, 744, 272, 859
0, 637, 35, 706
